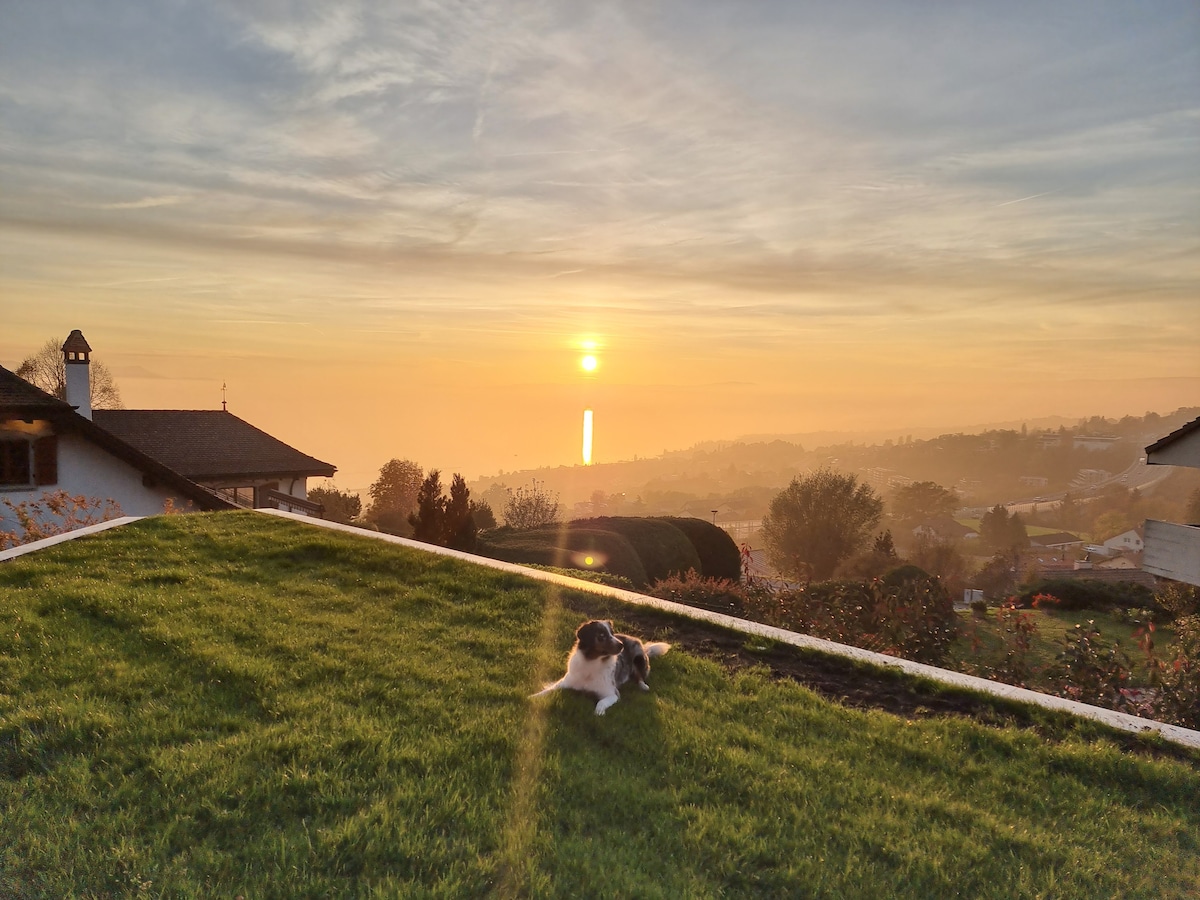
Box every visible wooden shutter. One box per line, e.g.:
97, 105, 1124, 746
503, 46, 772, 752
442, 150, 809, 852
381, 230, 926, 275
33, 435, 58, 485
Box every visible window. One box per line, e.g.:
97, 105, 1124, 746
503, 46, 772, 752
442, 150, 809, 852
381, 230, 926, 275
0, 435, 56, 488
0, 440, 32, 487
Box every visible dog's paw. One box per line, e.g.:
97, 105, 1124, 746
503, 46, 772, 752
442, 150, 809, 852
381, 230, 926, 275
639, 682, 650, 692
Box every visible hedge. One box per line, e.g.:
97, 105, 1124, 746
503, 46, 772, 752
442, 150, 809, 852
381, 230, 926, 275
652, 516, 742, 581
476, 526, 649, 587
1017, 577, 1157, 612
570, 517, 702, 585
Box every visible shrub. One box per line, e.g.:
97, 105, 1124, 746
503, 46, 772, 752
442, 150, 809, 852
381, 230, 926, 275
989, 601, 1040, 687
742, 574, 956, 665
1, 491, 123, 548
1017, 578, 1155, 612
502, 480, 560, 529
571, 517, 701, 585
648, 570, 747, 617
1046, 620, 1131, 707
652, 517, 742, 580
1135, 614, 1200, 729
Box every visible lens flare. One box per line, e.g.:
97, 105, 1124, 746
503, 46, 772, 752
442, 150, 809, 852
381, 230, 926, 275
582, 408, 593, 465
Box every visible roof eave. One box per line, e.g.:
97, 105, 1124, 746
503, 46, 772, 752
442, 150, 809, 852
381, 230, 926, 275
49, 410, 238, 512
1145, 416, 1200, 461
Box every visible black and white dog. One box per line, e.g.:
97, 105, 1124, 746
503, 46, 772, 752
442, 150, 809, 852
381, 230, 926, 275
531, 619, 671, 715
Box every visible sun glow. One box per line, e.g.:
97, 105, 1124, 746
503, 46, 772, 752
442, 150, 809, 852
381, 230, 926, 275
581, 354, 597, 372
582, 408, 593, 465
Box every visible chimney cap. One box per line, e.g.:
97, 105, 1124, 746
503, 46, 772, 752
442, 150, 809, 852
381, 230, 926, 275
62, 329, 92, 354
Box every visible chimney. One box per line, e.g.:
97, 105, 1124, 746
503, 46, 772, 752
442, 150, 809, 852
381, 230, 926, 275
62, 329, 93, 420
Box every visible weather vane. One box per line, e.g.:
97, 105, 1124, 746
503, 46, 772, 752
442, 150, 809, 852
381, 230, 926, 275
221, 382, 227, 411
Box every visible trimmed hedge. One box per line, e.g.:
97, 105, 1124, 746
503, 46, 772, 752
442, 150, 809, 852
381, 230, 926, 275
1017, 577, 1156, 612
476, 526, 649, 587
652, 516, 742, 581
571, 517, 702, 585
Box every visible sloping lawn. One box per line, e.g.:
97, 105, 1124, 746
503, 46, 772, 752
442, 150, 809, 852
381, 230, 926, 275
1, 512, 1197, 898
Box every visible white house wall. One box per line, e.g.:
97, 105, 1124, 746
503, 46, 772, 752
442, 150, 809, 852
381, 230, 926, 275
1147, 430, 1200, 468
1, 432, 191, 534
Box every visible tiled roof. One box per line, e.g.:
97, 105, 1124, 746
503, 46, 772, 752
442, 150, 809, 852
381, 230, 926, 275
62, 330, 92, 354
0, 365, 72, 411
1029, 531, 1084, 547
92, 409, 335, 481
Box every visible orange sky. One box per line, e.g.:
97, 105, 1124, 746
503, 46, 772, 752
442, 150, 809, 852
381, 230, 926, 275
2, 2, 1198, 491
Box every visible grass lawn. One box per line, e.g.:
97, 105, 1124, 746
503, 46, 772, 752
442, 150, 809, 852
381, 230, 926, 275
1, 512, 1198, 898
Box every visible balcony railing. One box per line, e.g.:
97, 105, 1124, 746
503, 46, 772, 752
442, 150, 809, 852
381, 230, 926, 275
263, 489, 325, 517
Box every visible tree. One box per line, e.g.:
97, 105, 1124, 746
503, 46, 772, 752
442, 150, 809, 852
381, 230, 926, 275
873, 530, 897, 558
406, 470, 478, 551
469, 499, 497, 531
890, 481, 959, 526
979, 505, 1028, 553
408, 469, 446, 544
761, 469, 883, 582
444, 473, 477, 551
503, 480, 561, 529
308, 486, 361, 525
16, 337, 124, 409
367, 459, 424, 535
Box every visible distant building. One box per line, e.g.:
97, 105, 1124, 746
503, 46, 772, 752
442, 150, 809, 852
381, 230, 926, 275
1029, 532, 1085, 552
1073, 435, 1121, 452
912, 517, 977, 543
1102, 528, 1144, 555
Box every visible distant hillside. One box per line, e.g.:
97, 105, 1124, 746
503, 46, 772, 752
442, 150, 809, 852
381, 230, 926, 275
470, 407, 1200, 521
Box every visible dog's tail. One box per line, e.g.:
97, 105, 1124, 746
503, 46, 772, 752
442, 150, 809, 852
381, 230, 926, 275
644, 642, 671, 658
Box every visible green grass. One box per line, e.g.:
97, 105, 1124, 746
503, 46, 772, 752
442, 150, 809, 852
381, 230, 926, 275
1, 512, 1198, 898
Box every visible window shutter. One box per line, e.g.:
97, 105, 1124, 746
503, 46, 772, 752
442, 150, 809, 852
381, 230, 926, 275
34, 435, 58, 485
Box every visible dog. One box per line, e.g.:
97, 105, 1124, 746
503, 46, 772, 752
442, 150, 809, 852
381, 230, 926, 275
530, 619, 671, 715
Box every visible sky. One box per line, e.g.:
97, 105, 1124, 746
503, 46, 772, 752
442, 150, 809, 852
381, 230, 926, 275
2, 1, 1198, 492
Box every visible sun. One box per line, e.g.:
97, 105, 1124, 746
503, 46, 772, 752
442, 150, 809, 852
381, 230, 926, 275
581, 354, 598, 372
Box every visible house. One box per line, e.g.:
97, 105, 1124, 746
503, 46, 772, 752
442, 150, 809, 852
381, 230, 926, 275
93, 410, 334, 514
1073, 434, 1121, 452
1102, 528, 1144, 555
912, 517, 977, 543
1, 362, 234, 535
2, 330, 337, 538
1142, 415, 1200, 586
1028, 531, 1085, 552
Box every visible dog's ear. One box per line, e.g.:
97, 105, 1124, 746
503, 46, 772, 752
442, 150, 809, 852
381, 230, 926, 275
576, 619, 601, 641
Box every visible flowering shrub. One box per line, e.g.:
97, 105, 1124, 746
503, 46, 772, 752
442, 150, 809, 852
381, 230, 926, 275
0, 491, 123, 549
648, 569, 747, 616
988, 600, 1040, 687
741, 572, 956, 665
1046, 620, 1131, 706
1134, 615, 1200, 729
